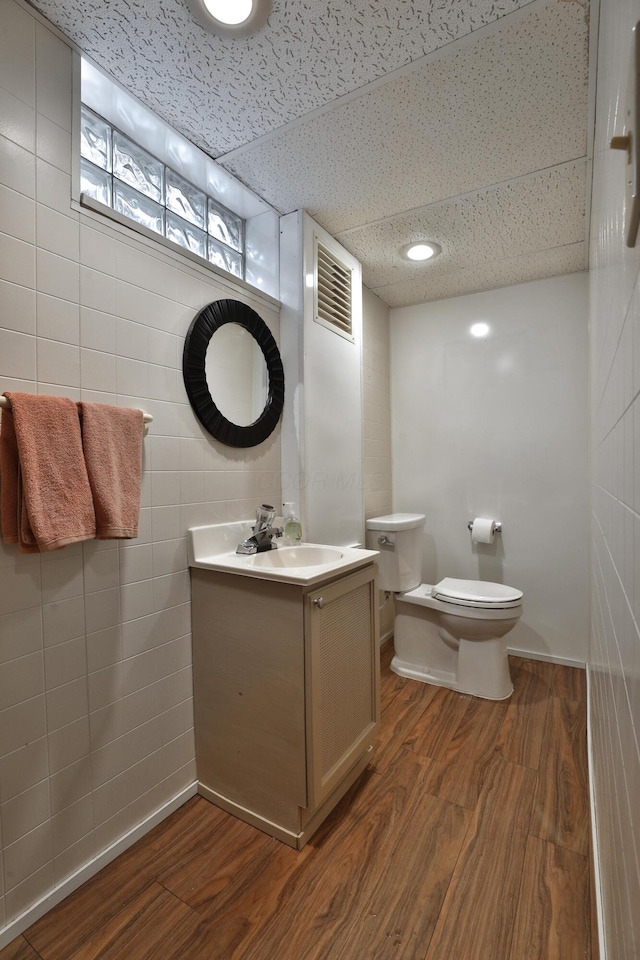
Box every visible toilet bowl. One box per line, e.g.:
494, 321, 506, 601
366, 514, 523, 700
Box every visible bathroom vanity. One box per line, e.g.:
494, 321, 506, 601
188, 523, 380, 849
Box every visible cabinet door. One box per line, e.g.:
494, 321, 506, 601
305, 565, 380, 810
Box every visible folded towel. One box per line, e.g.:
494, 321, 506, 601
3, 405, 69, 553
1, 392, 96, 552
79, 402, 144, 539
0, 407, 39, 552
18, 462, 40, 553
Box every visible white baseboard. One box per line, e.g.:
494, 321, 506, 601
507, 646, 586, 669
586, 664, 607, 960
0, 781, 198, 950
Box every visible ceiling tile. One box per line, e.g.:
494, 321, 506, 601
371, 243, 587, 307
28, 0, 534, 155
27, 0, 591, 307
338, 160, 587, 290
222, 1, 589, 233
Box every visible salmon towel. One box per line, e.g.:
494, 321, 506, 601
79, 402, 144, 539
0, 407, 38, 552
1, 392, 96, 552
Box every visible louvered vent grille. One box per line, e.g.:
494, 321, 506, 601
316, 242, 353, 338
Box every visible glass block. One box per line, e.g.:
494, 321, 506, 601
208, 199, 243, 252
166, 169, 206, 229
114, 180, 164, 235
208, 237, 243, 278
80, 107, 111, 171
113, 132, 163, 202
166, 212, 206, 258
80, 158, 112, 206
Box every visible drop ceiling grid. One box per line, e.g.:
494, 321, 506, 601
338, 160, 587, 289
372, 243, 586, 307
28, 0, 535, 156
221, 1, 589, 235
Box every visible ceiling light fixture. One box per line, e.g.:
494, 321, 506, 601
204, 0, 253, 24
188, 0, 272, 38
470, 322, 490, 338
400, 241, 441, 262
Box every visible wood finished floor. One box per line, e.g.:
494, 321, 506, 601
2, 647, 594, 960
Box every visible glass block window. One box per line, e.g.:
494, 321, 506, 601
79, 105, 245, 277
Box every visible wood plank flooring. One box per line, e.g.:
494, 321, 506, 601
1, 647, 594, 960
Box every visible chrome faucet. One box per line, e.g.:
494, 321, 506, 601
236, 504, 283, 555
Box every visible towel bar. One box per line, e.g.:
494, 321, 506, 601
0, 395, 153, 425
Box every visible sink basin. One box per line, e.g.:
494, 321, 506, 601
188, 521, 379, 585
250, 546, 343, 569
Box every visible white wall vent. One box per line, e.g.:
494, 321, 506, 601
314, 239, 354, 342
280, 211, 363, 548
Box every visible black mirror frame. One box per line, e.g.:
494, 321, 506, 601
183, 299, 285, 448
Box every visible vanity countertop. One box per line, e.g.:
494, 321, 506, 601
188, 521, 379, 586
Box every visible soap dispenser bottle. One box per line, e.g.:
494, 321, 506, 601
282, 503, 302, 546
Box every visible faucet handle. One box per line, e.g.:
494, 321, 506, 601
256, 503, 276, 524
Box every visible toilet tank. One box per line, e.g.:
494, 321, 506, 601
365, 513, 425, 593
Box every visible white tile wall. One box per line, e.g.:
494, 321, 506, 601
589, 1, 640, 957
0, 0, 282, 935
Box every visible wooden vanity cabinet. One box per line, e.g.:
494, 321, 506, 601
190, 562, 380, 849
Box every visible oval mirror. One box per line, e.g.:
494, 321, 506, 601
183, 299, 284, 447
205, 322, 268, 427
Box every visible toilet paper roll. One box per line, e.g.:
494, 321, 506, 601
470, 517, 496, 544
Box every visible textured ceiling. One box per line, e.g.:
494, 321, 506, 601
30, 0, 591, 306
341, 160, 588, 305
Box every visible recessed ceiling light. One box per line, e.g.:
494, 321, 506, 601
203, 0, 253, 24
188, 0, 271, 37
470, 322, 490, 338
400, 241, 441, 262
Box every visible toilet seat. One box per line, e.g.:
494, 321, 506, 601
431, 577, 523, 609
397, 583, 521, 621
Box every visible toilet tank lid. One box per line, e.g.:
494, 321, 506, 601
432, 578, 523, 604
366, 513, 426, 531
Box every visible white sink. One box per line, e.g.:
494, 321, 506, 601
188, 521, 378, 585
250, 546, 344, 569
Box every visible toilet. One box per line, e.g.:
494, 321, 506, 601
365, 513, 523, 700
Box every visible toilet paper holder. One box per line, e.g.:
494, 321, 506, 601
467, 520, 502, 533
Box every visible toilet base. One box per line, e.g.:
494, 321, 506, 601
390, 653, 513, 700
392, 590, 518, 701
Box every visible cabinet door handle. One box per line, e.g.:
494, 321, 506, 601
313, 597, 325, 608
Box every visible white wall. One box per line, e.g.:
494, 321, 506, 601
0, 0, 281, 939
589, 0, 640, 955
390, 272, 589, 663
280, 212, 363, 548
362, 286, 393, 640
362, 287, 392, 523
